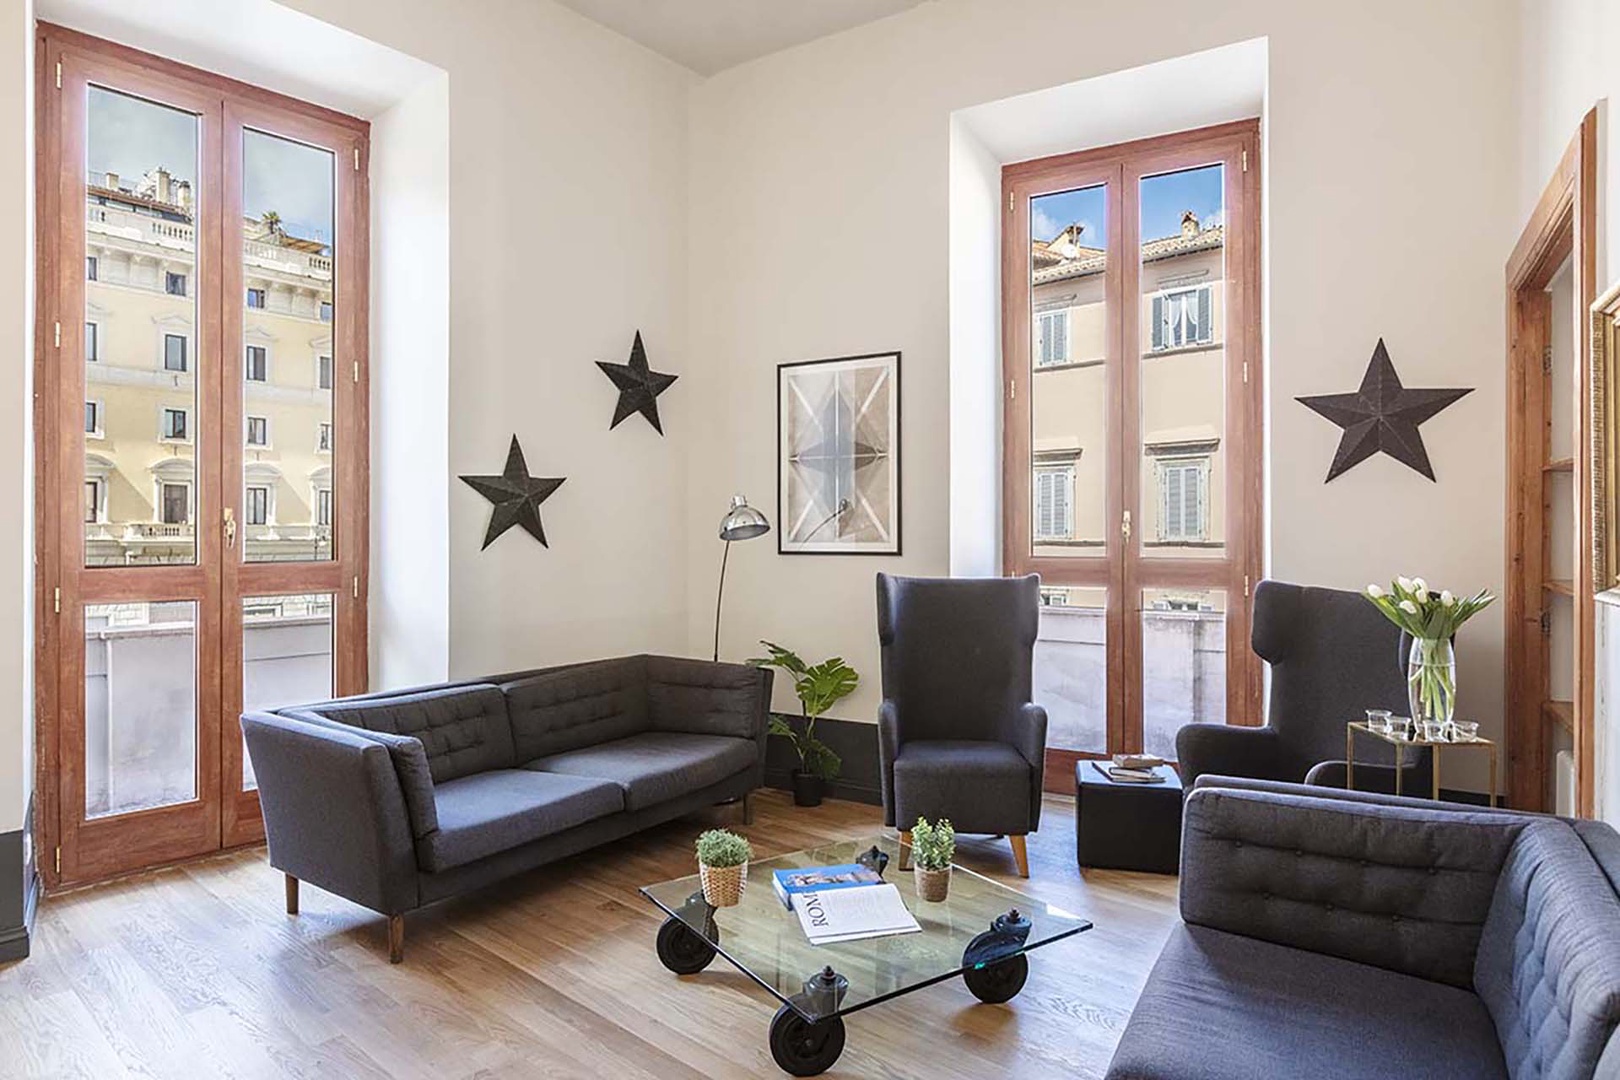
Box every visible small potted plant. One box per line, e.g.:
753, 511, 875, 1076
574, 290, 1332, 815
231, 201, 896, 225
911, 817, 955, 902
749, 641, 858, 807
695, 828, 752, 907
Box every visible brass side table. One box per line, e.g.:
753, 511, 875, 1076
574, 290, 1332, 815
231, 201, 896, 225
1345, 722, 1499, 806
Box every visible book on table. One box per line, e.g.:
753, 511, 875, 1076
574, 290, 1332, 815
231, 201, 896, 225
793, 882, 922, 945
1093, 761, 1167, 784
772, 864, 884, 910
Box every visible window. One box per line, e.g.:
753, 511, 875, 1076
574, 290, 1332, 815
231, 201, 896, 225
159, 482, 189, 524
85, 322, 99, 362
317, 354, 333, 390
1033, 465, 1074, 541
165, 271, 187, 297
246, 287, 265, 309
1036, 309, 1070, 367
163, 333, 187, 372
245, 416, 268, 446
314, 488, 333, 527
84, 401, 101, 436
245, 485, 269, 526
318, 301, 333, 322
161, 407, 188, 441
1150, 285, 1213, 351
317, 422, 332, 452
86, 256, 97, 281
1157, 458, 1207, 542
245, 345, 267, 382
83, 480, 100, 524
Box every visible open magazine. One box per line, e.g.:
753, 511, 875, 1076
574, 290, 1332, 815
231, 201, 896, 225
792, 882, 921, 945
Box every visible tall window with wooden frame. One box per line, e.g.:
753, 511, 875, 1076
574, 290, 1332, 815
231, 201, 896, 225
1002, 121, 1262, 785
34, 25, 370, 886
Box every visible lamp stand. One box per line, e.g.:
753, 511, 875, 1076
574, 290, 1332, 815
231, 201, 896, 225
713, 538, 731, 662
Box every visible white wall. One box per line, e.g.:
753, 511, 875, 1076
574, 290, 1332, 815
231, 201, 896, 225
686, 0, 1518, 769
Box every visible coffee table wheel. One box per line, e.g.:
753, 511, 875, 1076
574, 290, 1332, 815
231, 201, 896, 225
656, 916, 717, 975
963, 953, 1029, 1004
769, 1003, 846, 1077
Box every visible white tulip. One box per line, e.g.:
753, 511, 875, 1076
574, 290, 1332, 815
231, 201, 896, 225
1413, 577, 1428, 595
1441, 590, 1455, 607
1366, 584, 1385, 599
1399, 599, 1419, 615
1397, 576, 1415, 593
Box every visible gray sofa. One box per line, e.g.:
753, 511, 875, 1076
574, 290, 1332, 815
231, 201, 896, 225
1107, 779, 1620, 1080
241, 654, 772, 962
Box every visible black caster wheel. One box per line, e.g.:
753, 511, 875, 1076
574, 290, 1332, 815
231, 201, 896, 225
963, 953, 1028, 1004
655, 916, 717, 975
769, 1003, 846, 1076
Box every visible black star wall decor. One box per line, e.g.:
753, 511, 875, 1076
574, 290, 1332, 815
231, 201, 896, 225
596, 330, 678, 434
459, 436, 566, 550
1296, 339, 1473, 482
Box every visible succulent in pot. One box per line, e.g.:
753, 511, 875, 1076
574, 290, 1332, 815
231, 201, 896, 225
695, 828, 752, 907
911, 817, 955, 902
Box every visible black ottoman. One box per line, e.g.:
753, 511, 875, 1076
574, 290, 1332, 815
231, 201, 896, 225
1075, 761, 1183, 874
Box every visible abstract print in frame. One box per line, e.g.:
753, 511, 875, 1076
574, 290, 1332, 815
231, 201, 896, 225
777, 351, 901, 555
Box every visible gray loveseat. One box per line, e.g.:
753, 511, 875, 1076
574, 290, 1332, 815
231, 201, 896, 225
241, 654, 772, 962
1107, 779, 1620, 1080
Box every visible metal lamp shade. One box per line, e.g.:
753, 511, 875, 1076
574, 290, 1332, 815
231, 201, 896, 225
718, 494, 770, 541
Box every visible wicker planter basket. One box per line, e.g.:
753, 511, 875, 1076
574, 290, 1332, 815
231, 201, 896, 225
915, 864, 951, 903
700, 861, 748, 907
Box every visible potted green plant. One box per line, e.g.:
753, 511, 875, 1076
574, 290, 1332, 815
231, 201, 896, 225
1364, 577, 1494, 733
695, 828, 752, 907
911, 817, 955, 902
749, 641, 858, 807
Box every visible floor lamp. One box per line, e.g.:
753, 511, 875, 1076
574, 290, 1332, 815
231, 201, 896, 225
714, 494, 770, 661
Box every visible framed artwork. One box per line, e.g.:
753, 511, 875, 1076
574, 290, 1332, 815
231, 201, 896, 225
1593, 280, 1620, 592
777, 351, 901, 555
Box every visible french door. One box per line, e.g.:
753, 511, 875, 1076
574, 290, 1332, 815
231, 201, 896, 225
36, 27, 369, 885
1001, 121, 1262, 786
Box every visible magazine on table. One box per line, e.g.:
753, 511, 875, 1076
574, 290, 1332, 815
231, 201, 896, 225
772, 864, 884, 910
1094, 761, 1168, 784
793, 882, 921, 945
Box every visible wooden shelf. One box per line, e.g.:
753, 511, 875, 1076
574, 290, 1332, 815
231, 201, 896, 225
1543, 457, 1574, 472
1543, 699, 1574, 734
1543, 578, 1575, 597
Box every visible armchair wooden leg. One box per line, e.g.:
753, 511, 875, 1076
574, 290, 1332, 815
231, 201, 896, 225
387, 914, 405, 964
1009, 835, 1029, 878
898, 830, 912, 871
284, 874, 299, 915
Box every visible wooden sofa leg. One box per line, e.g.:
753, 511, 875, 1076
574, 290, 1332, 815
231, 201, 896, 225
388, 914, 405, 964
742, 791, 755, 826
898, 830, 912, 871
1010, 835, 1030, 878
284, 874, 299, 915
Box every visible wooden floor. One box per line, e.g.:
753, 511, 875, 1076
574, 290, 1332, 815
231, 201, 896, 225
0, 792, 1178, 1079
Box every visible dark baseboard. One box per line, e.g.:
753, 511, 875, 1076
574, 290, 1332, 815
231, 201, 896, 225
763, 714, 883, 806
0, 795, 36, 964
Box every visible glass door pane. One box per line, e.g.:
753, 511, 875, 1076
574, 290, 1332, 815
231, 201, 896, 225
241, 128, 336, 563
85, 87, 200, 567
241, 593, 335, 789
1029, 183, 1108, 559
1140, 588, 1227, 761
1034, 586, 1109, 753
1137, 164, 1226, 559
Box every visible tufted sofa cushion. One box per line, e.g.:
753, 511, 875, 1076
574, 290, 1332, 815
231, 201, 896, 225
309, 684, 515, 784
1180, 787, 1528, 988
1474, 821, 1620, 1080
501, 658, 649, 761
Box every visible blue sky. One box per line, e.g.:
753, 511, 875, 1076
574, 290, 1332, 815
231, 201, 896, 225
1030, 163, 1224, 246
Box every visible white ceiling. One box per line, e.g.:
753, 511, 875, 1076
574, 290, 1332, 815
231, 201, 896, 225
550, 0, 929, 76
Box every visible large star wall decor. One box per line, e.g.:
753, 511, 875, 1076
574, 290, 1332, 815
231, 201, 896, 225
459, 436, 566, 550
1296, 339, 1472, 482
596, 330, 678, 434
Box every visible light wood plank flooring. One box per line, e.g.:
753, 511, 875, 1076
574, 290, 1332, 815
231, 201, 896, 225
0, 792, 1178, 1079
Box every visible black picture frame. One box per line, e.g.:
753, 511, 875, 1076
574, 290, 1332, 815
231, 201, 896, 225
775, 350, 902, 556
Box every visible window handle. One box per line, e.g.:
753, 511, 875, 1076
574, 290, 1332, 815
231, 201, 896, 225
223, 506, 236, 549
1121, 510, 1132, 543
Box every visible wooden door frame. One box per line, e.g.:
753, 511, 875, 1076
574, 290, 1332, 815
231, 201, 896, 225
33, 24, 370, 888
1000, 119, 1264, 792
1503, 108, 1597, 815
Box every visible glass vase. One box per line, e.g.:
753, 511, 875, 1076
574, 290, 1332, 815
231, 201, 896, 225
1407, 637, 1457, 732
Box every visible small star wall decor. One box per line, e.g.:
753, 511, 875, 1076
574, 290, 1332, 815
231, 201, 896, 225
459, 436, 566, 550
1296, 339, 1472, 482
596, 330, 678, 434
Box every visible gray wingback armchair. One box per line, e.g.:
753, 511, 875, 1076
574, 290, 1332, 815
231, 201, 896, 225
1176, 579, 1431, 795
875, 573, 1046, 877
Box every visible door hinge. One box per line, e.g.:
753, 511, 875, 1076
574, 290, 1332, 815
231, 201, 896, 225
1242, 360, 1249, 384
53, 321, 60, 348
1009, 377, 1015, 401
54, 846, 61, 875
1542, 346, 1554, 374
352, 361, 359, 383
352, 576, 359, 599
1008, 191, 1014, 213
1241, 148, 1249, 173
354, 147, 361, 171
1121, 510, 1132, 543
1244, 575, 1251, 599
55, 62, 61, 90
53, 587, 60, 614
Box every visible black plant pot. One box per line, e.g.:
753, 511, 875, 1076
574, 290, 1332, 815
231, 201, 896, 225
791, 771, 825, 807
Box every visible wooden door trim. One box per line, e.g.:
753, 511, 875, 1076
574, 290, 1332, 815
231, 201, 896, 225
1503, 108, 1597, 815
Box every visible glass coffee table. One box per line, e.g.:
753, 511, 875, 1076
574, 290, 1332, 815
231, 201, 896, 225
640, 834, 1092, 1076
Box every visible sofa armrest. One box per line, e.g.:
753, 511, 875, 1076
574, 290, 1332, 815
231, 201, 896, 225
1193, 774, 1525, 818
1175, 723, 1289, 789
241, 712, 420, 915
878, 699, 899, 827
280, 708, 438, 837
1180, 786, 1530, 987
645, 656, 773, 743
1005, 702, 1047, 830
